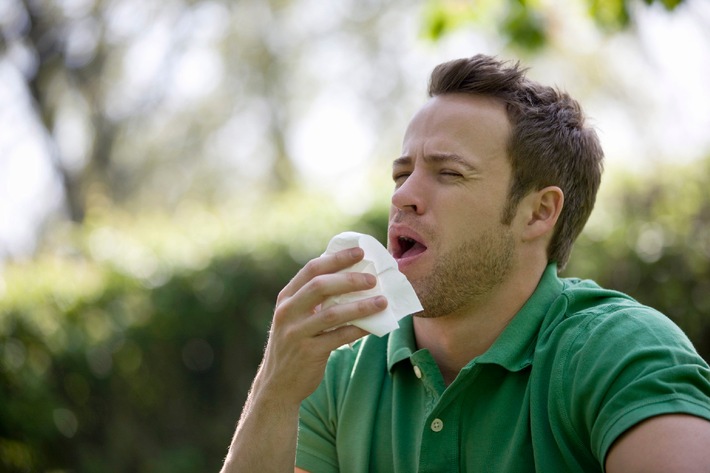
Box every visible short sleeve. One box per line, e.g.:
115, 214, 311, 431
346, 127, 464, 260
557, 302, 710, 464
296, 345, 358, 473
297, 393, 338, 472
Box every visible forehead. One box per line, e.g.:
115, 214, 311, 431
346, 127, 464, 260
401, 93, 511, 165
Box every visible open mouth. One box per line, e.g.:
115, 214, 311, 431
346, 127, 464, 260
393, 235, 427, 260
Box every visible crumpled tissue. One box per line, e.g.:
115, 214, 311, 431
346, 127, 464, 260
321, 231, 423, 337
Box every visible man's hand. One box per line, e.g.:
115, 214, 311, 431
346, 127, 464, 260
256, 246, 386, 405
220, 246, 388, 473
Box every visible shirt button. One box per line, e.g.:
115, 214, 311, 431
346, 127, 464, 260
413, 365, 422, 379
431, 418, 444, 432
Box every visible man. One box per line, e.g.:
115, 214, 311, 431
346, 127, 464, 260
220, 55, 710, 472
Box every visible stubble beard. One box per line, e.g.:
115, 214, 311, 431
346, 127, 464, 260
412, 225, 516, 319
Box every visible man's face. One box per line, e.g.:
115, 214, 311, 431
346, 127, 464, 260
387, 93, 517, 317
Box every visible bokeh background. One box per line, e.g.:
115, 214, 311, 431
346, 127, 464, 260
1, 0, 710, 471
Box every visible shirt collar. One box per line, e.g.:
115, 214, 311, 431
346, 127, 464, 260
386, 264, 564, 373
387, 314, 416, 372
475, 264, 564, 371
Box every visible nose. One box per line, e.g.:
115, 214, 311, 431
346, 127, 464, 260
391, 171, 426, 215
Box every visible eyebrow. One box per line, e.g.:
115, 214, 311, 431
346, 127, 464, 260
392, 153, 478, 172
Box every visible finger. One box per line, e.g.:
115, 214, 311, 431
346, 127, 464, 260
273, 270, 377, 328
315, 323, 370, 348
307, 295, 388, 335
277, 247, 365, 303
286, 270, 378, 320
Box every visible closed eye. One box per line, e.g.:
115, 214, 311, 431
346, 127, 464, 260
393, 172, 411, 185
440, 170, 463, 179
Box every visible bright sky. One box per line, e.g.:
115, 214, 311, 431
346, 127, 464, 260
0, 61, 64, 259
1, 0, 709, 262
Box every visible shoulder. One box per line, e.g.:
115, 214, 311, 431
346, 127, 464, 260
550, 278, 693, 352
305, 333, 390, 408
548, 277, 708, 394
541, 278, 710, 463
325, 333, 390, 376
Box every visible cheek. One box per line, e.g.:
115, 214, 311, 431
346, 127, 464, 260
438, 203, 493, 242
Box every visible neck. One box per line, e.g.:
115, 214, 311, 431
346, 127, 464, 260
413, 262, 547, 385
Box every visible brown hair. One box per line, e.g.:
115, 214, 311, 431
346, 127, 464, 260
428, 54, 604, 271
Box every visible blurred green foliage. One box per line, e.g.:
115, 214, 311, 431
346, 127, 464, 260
422, 0, 686, 51
2, 157, 710, 470
0, 197, 387, 472
589, 0, 684, 31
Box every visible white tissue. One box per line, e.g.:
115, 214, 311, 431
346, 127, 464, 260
321, 231, 423, 337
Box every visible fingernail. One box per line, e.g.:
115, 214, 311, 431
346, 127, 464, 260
349, 247, 363, 258
374, 296, 387, 309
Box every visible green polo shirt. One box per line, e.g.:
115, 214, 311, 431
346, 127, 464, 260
296, 265, 710, 472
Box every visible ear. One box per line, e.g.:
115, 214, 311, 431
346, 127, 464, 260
520, 186, 564, 242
